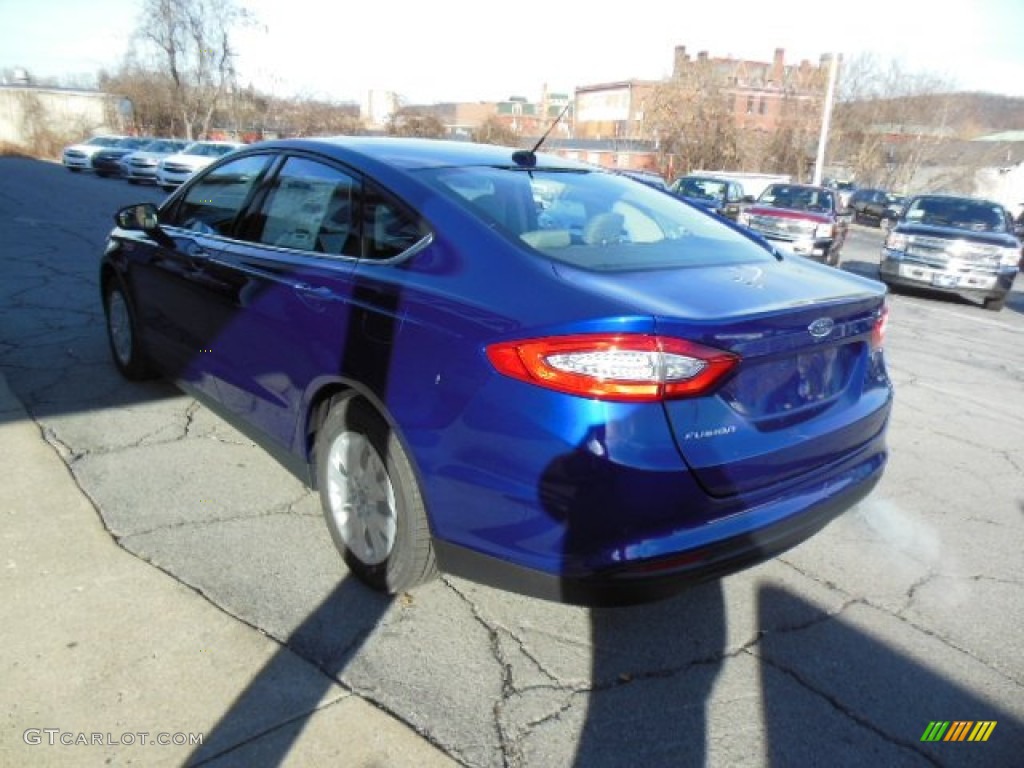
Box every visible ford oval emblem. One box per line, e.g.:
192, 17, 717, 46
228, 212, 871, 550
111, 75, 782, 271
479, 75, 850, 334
808, 317, 835, 339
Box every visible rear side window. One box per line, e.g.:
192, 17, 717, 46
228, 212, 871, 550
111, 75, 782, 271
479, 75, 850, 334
362, 184, 430, 260
171, 154, 271, 237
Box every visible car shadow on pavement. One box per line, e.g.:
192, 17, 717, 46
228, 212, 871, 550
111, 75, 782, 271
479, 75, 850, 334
572, 584, 725, 768
758, 584, 1023, 765
186, 576, 392, 766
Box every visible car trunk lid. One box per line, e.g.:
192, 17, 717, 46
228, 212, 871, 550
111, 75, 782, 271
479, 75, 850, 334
554, 259, 890, 497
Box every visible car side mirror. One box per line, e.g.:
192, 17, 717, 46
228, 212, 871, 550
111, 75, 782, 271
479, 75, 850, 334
115, 203, 160, 231
115, 203, 174, 247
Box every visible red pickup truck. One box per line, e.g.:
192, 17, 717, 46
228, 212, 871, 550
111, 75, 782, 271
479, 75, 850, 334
738, 183, 850, 267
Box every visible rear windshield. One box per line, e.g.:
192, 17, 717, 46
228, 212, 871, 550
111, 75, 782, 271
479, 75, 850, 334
903, 197, 1008, 233
417, 166, 773, 271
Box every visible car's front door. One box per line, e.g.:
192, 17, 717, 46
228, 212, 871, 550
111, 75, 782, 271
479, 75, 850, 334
206, 155, 366, 451
136, 153, 273, 397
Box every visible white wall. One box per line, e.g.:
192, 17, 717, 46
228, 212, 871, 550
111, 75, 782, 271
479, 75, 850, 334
0, 87, 115, 149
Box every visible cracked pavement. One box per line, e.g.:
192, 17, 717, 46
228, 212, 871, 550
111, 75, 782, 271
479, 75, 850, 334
1, 157, 1022, 766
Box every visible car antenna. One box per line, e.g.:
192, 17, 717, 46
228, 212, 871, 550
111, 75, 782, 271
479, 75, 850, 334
512, 102, 572, 168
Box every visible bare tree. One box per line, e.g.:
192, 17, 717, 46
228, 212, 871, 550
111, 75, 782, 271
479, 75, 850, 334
269, 97, 364, 138
99, 57, 181, 136
386, 109, 446, 139
759, 84, 825, 180
832, 54, 960, 191
644, 59, 739, 179
471, 115, 518, 146
132, 0, 253, 139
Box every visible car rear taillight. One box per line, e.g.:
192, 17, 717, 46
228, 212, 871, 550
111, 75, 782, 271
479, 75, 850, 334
486, 334, 740, 402
871, 305, 889, 350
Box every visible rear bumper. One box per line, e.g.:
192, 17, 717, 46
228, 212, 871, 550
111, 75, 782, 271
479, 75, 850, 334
435, 449, 886, 606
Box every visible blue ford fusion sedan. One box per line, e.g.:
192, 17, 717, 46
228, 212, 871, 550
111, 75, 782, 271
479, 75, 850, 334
100, 137, 892, 605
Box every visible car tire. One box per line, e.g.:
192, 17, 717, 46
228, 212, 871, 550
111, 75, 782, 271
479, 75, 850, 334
103, 280, 156, 380
983, 295, 1006, 312
67, 167, 81, 173
316, 396, 437, 594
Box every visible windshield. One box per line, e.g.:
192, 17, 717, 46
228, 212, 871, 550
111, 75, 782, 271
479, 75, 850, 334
417, 166, 773, 271
675, 177, 727, 201
186, 143, 238, 157
903, 197, 1008, 233
757, 184, 834, 213
142, 140, 186, 153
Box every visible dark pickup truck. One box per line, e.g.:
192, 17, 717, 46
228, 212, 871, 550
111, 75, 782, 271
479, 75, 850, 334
879, 194, 1021, 311
737, 183, 849, 266
669, 174, 747, 220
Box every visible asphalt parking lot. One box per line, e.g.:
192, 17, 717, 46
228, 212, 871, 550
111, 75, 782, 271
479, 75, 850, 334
1, 157, 1022, 767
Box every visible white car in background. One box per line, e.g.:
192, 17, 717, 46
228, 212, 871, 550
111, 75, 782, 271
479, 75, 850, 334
61, 135, 126, 172
156, 140, 244, 190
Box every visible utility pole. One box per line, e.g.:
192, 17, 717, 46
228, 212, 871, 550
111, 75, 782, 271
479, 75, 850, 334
812, 53, 840, 186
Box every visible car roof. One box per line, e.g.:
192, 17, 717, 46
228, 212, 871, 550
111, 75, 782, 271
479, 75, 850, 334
765, 183, 829, 192
677, 175, 731, 183
253, 136, 594, 172
908, 193, 1004, 207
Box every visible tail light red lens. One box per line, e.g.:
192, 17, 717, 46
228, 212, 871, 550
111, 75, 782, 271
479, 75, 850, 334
486, 334, 740, 402
871, 305, 889, 350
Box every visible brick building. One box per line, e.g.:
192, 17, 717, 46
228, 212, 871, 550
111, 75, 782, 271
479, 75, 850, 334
671, 45, 832, 133
572, 80, 658, 141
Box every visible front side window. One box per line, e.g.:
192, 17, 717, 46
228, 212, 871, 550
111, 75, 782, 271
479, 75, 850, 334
419, 166, 774, 271
254, 157, 362, 256
170, 154, 271, 237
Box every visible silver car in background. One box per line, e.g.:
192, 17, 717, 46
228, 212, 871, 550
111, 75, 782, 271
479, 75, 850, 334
155, 140, 244, 190
122, 139, 189, 183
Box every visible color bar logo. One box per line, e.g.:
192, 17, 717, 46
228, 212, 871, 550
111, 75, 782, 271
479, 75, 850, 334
921, 721, 997, 742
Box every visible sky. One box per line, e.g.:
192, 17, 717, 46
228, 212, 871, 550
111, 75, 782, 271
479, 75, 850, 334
2, 0, 1024, 105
